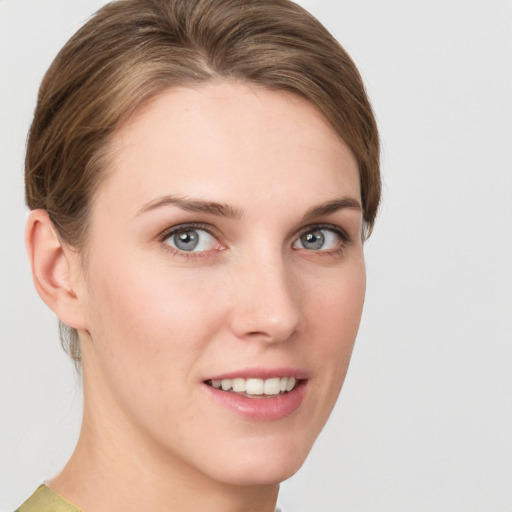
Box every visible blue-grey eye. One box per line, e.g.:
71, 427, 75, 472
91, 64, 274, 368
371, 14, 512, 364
293, 228, 341, 251
165, 228, 217, 252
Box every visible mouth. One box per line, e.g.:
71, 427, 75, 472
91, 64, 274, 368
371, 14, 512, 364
203, 370, 308, 420
205, 376, 300, 398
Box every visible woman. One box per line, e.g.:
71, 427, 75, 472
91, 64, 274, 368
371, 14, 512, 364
18, 0, 380, 511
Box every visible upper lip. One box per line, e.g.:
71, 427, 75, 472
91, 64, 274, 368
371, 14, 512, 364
204, 367, 309, 382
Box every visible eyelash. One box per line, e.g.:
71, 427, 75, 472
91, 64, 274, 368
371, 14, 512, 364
158, 222, 351, 260
295, 223, 351, 255
159, 222, 220, 260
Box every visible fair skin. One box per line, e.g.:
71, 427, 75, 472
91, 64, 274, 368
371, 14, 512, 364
26, 81, 365, 512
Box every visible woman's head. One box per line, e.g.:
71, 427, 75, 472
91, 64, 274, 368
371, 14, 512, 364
25, 0, 380, 489
49, 81, 365, 487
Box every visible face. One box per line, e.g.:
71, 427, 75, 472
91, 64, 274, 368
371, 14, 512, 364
74, 81, 365, 486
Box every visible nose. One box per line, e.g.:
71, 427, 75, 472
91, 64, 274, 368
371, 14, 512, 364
228, 253, 302, 343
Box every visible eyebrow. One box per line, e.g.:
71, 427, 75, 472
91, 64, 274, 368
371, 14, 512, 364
136, 194, 361, 220
136, 195, 243, 219
302, 197, 362, 221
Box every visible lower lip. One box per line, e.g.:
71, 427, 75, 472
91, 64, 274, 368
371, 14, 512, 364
203, 380, 307, 421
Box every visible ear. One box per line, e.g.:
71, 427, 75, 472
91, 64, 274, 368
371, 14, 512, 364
25, 209, 88, 331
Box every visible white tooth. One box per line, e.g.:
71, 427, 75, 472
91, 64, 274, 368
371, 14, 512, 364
264, 377, 281, 395
220, 376, 297, 394
232, 378, 246, 392
246, 378, 264, 395
221, 379, 232, 391
286, 377, 296, 392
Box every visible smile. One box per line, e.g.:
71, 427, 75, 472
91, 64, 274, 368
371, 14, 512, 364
206, 377, 297, 397
204, 375, 307, 421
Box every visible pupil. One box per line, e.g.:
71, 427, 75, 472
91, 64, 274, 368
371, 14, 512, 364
175, 230, 199, 251
302, 230, 324, 250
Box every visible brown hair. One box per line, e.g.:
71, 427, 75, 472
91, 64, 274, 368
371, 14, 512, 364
26, 0, 381, 365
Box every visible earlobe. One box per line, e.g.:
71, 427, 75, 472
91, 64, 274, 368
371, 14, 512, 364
25, 209, 88, 331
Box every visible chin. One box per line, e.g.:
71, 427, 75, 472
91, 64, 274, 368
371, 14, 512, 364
200, 433, 314, 487
215, 457, 306, 487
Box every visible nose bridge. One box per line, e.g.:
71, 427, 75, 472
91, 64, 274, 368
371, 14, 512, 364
229, 244, 301, 342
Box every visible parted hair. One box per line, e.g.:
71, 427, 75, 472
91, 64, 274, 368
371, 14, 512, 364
25, 0, 381, 365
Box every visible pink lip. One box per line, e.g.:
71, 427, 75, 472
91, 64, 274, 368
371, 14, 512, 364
203, 378, 308, 421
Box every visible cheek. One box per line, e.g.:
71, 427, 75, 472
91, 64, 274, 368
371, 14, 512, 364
305, 259, 366, 400
309, 260, 366, 349
83, 255, 225, 386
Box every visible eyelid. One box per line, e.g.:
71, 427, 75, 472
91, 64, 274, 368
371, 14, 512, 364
158, 222, 227, 260
158, 222, 219, 243
295, 223, 351, 244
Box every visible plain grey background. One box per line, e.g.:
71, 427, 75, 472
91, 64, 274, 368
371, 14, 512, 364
1, 1, 511, 511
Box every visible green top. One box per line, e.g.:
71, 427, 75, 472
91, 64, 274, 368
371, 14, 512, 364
16, 484, 286, 512
16, 485, 81, 512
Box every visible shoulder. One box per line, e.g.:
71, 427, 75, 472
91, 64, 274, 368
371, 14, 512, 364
15, 485, 81, 512
17, 486, 288, 512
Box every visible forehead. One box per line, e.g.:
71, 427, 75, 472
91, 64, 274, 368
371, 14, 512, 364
97, 80, 360, 214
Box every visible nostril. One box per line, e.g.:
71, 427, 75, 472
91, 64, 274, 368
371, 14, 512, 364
242, 327, 298, 344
